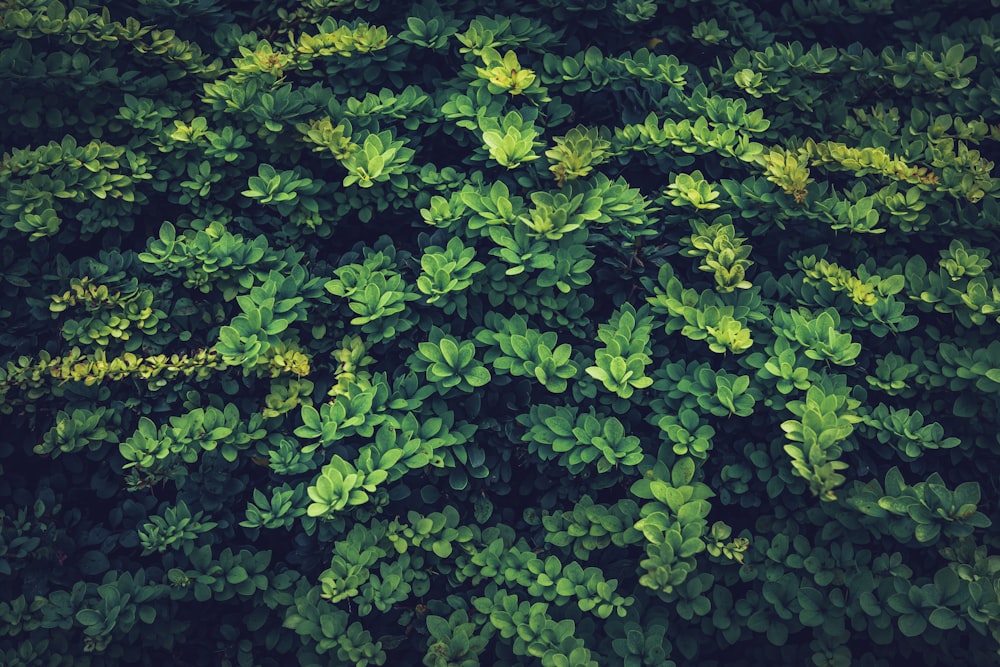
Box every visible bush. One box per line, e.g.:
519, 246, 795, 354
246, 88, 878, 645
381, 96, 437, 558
2, 0, 1000, 665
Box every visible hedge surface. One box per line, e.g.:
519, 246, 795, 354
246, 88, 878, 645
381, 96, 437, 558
2, 0, 1000, 665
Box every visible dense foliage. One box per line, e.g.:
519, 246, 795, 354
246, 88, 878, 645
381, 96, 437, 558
3, 0, 1000, 664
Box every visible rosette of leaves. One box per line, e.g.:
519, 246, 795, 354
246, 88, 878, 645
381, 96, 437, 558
137, 500, 218, 555
325, 248, 421, 344
423, 610, 493, 667
416, 237, 485, 316
518, 404, 644, 474
679, 217, 754, 292
475, 313, 579, 393
585, 304, 655, 399
744, 337, 814, 395
478, 110, 542, 169
306, 455, 387, 519
518, 190, 602, 241
545, 125, 613, 186
409, 326, 491, 394
339, 130, 415, 189
664, 170, 722, 210
771, 307, 862, 366
297, 116, 359, 159
241, 163, 324, 218
474, 48, 538, 96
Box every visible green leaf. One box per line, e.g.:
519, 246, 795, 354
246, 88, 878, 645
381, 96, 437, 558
914, 523, 940, 543
546, 415, 574, 437
440, 338, 460, 367
679, 537, 704, 557
510, 335, 532, 360
426, 615, 451, 639
928, 607, 959, 630
465, 366, 492, 387
474, 495, 494, 522
139, 606, 157, 624
672, 457, 696, 486
76, 609, 103, 626
79, 550, 110, 576
419, 341, 443, 362
226, 566, 249, 585
556, 579, 576, 596
432, 540, 453, 558
898, 614, 927, 637
677, 500, 709, 523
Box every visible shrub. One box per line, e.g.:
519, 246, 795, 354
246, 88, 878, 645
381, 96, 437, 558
2, 0, 1000, 665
